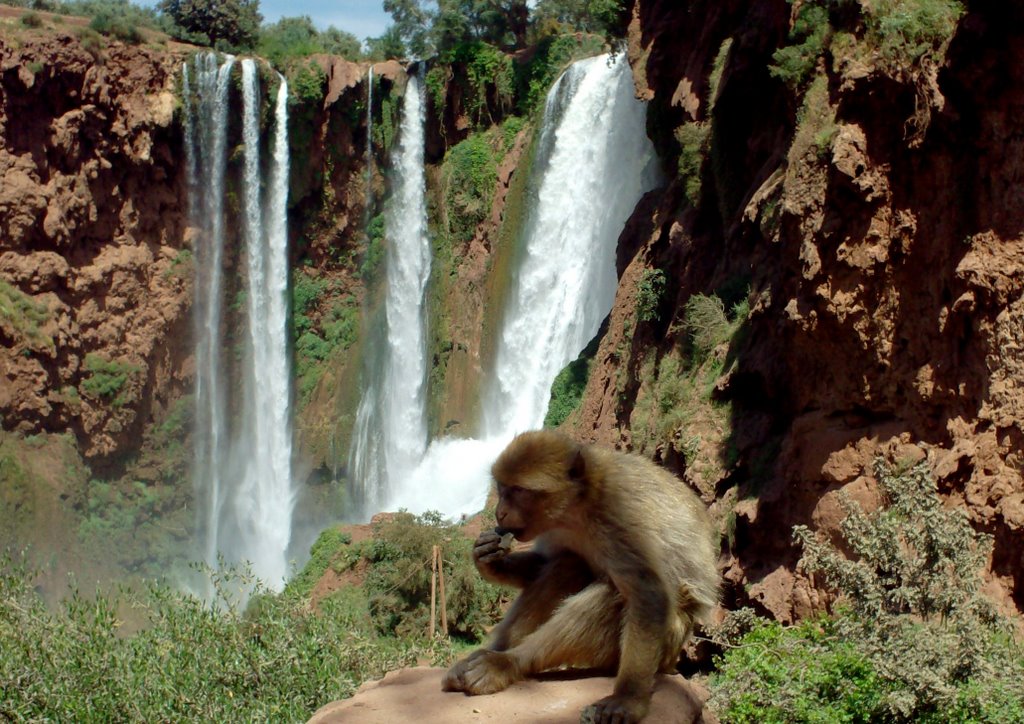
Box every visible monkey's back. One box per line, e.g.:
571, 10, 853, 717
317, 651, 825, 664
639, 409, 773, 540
591, 447, 720, 620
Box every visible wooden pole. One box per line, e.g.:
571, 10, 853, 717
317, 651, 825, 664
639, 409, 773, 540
429, 545, 437, 639
438, 546, 448, 635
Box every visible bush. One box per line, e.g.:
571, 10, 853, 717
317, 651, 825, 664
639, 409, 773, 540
364, 512, 507, 640
635, 268, 666, 323
89, 11, 143, 42
0, 557, 438, 721
80, 353, 139, 403
442, 133, 497, 248
20, 10, 44, 27
544, 354, 591, 428
710, 460, 1024, 723
157, 0, 260, 49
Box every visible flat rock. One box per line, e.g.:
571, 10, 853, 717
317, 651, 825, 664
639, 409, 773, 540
308, 667, 716, 723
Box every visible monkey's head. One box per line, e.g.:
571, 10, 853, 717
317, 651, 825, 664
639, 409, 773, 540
491, 430, 587, 542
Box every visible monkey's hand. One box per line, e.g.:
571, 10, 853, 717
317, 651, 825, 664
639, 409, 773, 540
580, 693, 650, 724
472, 529, 513, 571
442, 649, 521, 695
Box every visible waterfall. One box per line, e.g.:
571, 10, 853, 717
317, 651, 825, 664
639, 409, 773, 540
384, 53, 659, 518
184, 55, 294, 590
348, 70, 431, 517
230, 61, 295, 587
184, 52, 234, 570
366, 66, 374, 215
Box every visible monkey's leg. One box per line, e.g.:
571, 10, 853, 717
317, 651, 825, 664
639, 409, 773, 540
447, 583, 624, 696
443, 553, 593, 693
488, 551, 594, 651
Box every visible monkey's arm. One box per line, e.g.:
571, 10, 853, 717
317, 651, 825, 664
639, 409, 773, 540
472, 530, 547, 588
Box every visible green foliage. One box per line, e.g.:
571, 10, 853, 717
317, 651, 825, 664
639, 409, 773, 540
80, 353, 139, 403
365, 512, 506, 640
0, 278, 52, 351
257, 16, 361, 68
291, 271, 327, 333
675, 121, 710, 206
0, 557, 438, 721
635, 268, 666, 323
291, 271, 359, 404
362, 214, 387, 279
532, 0, 627, 37
544, 356, 591, 428
442, 132, 497, 247
284, 527, 353, 599
710, 461, 1024, 723
868, 0, 965, 71
425, 64, 450, 115
770, 2, 830, 91
162, 248, 194, 280
290, 60, 326, 106
684, 293, 730, 363
365, 25, 407, 61
20, 10, 44, 27
88, 9, 143, 42
384, 0, 529, 57
157, 0, 261, 49
443, 40, 514, 126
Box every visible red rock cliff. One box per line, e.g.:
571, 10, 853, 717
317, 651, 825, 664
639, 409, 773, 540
571, 0, 1024, 619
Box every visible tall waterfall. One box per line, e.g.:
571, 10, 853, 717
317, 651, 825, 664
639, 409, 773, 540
184, 55, 295, 590
384, 53, 659, 517
365, 66, 374, 214
348, 71, 431, 516
183, 52, 234, 571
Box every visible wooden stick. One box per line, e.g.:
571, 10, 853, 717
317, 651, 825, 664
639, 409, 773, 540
429, 545, 437, 639
438, 546, 448, 635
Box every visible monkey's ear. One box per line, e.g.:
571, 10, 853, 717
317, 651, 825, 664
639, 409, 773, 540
568, 449, 586, 482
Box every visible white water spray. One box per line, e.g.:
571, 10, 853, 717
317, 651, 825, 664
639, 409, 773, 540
184, 52, 234, 569
385, 53, 659, 518
230, 61, 295, 587
349, 71, 431, 516
185, 56, 294, 590
366, 66, 374, 214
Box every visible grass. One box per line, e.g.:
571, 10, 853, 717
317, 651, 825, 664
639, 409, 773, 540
0, 278, 53, 351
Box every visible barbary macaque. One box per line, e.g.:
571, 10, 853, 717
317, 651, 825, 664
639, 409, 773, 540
443, 430, 720, 723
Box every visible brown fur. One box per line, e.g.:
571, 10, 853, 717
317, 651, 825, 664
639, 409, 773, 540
442, 430, 720, 724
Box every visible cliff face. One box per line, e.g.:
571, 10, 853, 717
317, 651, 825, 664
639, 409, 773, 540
0, 30, 191, 469
570, 0, 1024, 618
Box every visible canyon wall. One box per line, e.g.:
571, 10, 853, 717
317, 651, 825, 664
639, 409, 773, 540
568, 0, 1024, 618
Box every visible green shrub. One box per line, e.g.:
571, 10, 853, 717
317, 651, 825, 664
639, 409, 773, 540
284, 527, 353, 599
20, 10, 44, 27
684, 293, 730, 362
442, 133, 497, 248
635, 268, 666, 323
769, 2, 829, 91
869, 0, 964, 71
80, 353, 139, 403
675, 121, 710, 206
0, 278, 52, 350
365, 512, 507, 641
544, 355, 591, 428
0, 557, 439, 721
710, 460, 1024, 723
89, 11, 143, 42
361, 215, 386, 280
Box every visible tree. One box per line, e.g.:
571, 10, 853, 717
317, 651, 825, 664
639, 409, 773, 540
158, 0, 261, 49
383, 0, 529, 57
365, 25, 407, 61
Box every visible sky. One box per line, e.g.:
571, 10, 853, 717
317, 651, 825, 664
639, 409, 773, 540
258, 0, 392, 40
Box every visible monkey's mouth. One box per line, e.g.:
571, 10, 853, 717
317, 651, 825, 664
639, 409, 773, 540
495, 526, 526, 540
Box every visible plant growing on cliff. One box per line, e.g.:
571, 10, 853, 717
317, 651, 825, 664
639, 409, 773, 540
158, 0, 261, 49
635, 268, 666, 323
710, 460, 1024, 722
80, 353, 139, 404
0, 279, 52, 352
441, 132, 498, 248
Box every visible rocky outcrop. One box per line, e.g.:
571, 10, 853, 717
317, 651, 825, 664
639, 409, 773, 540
570, 0, 1024, 618
308, 667, 715, 724
0, 31, 191, 466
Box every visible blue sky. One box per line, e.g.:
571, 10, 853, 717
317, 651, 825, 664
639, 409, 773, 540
259, 0, 392, 40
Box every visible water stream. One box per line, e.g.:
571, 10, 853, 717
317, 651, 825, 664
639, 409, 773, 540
383, 53, 659, 517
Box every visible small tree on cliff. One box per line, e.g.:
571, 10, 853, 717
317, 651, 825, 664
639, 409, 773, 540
159, 0, 262, 49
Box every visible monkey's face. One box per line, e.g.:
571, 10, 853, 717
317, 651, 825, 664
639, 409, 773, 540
494, 483, 547, 542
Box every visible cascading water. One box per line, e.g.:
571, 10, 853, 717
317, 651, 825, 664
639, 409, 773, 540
348, 70, 431, 517
183, 52, 234, 570
365, 66, 374, 215
229, 61, 295, 587
184, 55, 295, 590
383, 53, 659, 518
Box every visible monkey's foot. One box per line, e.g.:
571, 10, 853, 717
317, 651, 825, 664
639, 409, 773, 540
441, 649, 520, 695
580, 693, 650, 724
